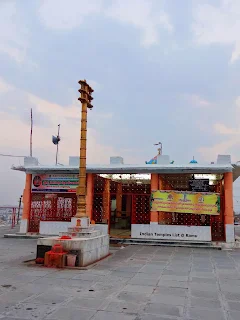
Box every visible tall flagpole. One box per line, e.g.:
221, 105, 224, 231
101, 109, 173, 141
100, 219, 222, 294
30, 108, 33, 157
75, 80, 93, 218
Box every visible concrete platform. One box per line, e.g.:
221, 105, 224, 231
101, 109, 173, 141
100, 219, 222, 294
37, 234, 109, 267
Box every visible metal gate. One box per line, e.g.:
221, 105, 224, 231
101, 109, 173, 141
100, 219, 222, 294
28, 193, 77, 233
132, 194, 150, 224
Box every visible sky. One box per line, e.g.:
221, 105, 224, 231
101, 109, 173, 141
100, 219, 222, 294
1, 0, 240, 206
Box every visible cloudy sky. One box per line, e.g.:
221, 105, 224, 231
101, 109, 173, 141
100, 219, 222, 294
1, 0, 240, 206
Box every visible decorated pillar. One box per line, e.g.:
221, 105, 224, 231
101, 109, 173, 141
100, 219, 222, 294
20, 173, 32, 233
150, 174, 158, 223
103, 179, 110, 225
86, 173, 93, 220
224, 172, 234, 243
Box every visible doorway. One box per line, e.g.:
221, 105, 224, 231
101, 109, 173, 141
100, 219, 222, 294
110, 194, 131, 238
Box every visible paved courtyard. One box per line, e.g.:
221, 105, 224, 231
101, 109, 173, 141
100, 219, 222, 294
0, 227, 240, 319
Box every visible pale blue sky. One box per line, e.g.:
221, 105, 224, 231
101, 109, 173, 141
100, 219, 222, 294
1, 0, 240, 205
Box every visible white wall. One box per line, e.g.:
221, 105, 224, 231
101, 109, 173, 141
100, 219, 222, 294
225, 224, 235, 243
39, 221, 109, 236
40, 221, 70, 235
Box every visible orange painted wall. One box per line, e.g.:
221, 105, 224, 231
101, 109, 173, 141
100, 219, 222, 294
224, 172, 234, 224
22, 174, 32, 220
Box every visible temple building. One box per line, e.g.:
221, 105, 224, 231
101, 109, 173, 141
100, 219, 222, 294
12, 154, 240, 247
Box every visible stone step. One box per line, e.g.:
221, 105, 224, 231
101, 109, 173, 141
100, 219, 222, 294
68, 226, 95, 233
59, 230, 101, 238
110, 237, 222, 249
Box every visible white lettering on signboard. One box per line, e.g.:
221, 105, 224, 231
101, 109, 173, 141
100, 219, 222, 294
139, 232, 198, 238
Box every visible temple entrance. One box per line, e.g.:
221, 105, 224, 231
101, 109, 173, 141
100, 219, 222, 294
110, 194, 131, 238
92, 174, 151, 238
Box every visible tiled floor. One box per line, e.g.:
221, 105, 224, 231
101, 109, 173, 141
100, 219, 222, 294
0, 226, 240, 319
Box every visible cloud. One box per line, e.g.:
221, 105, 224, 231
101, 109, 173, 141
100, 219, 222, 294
192, 0, 240, 63
183, 94, 213, 108
198, 138, 238, 162
198, 96, 240, 161
0, 2, 29, 63
0, 77, 118, 166
0, 78, 13, 94
214, 123, 240, 135
38, 0, 103, 30
38, 0, 173, 47
106, 0, 173, 47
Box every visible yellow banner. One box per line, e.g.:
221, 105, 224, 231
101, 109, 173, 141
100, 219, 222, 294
151, 190, 220, 215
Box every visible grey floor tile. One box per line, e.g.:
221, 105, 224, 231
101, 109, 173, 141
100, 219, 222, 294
220, 284, 240, 293
190, 277, 217, 284
72, 273, 104, 281
150, 293, 186, 306
28, 292, 68, 305
136, 315, 181, 320
0, 318, 30, 320
158, 280, 189, 289
188, 307, 225, 320
66, 297, 106, 309
4, 303, 55, 320
160, 275, 189, 282
229, 310, 240, 320
154, 286, 188, 297
190, 283, 218, 293
104, 300, 142, 313
114, 267, 142, 273
109, 271, 135, 278
227, 301, 240, 311
128, 277, 159, 286
143, 303, 183, 317
45, 307, 96, 320
190, 297, 222, 309
117, 291, 151, 303
224, 292, 240, 301
162, 270, 189, 276
123, 284, 155, 294
91, 310, 137, 320
190, 289, 219, 300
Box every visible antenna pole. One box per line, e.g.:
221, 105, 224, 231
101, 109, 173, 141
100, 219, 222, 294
55, 124, 60, 165
30, 108, 33, 157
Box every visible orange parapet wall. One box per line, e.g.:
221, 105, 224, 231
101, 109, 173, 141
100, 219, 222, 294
150, 174, 158, 223
22, 173, 32, 220
224, 172, 234, 225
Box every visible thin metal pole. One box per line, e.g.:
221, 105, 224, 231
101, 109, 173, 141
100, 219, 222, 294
55, 124, 60, 165
17, 195, 22, 224
30, 108, 33, 157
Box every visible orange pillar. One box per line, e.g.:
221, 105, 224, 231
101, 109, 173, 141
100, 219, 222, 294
86, 173, 93, 220
150, 174, 158, 223
20, 173, 32, 233
103, 179, 110, 224
224, 172, 234, 243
